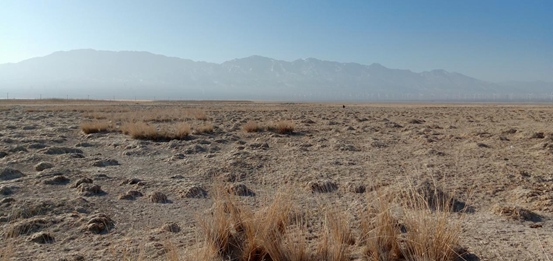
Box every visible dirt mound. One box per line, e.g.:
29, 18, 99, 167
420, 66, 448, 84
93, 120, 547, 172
86, 213, 114, 234
181, 186, 208, 198
34, 162, 54, 171
149, 192, 169, 203
0, 168, 25, 181
228, 183, 255, 196
118, 190, 143, 200
309, 180, 338, 193
29, 232, 55, 244
160, 222, 180, 233
492, 205, 542, 222
42, 147, 83, 155
414, 180, 467, 212
6, 218, 51, 238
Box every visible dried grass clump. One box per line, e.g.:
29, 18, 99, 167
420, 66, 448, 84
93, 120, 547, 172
81, 120, 112, 134
317, 211, 353, 261
191, 109, 208, 121
197, 187, 311, 261
397, 187, 462, 261
242, 121, 260, 133
195, 124, 214, 134
120, 122, 190, 140
121, 122, 158, 139
0, 107, 10, 112
270, 120, 294, 134
361, 193, 401, 260
191, 185, 463, 261
172, 123, 192, 139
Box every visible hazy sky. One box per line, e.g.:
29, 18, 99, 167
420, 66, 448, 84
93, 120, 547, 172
1, 0, 552, 82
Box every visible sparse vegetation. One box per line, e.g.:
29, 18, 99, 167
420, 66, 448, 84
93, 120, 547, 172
193, 185, 462, 261
121, 122, 190, 140
81, 120, 112, 134
399, 188, 462, 261
4, 101, 553, 260
192, 109, 208, 121
86, 108, 208, 122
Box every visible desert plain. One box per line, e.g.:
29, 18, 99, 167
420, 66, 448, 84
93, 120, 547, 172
0, 100, 552, 261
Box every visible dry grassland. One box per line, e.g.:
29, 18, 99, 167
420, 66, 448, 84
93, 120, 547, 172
0, 101, 552, 260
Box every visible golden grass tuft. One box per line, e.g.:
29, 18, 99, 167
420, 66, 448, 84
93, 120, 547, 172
196, 187, 312, 261
121, 122, 158, 139
397, 186, 462, 261
270, 120, 295, 134
195, 123, 214, 134
317, 210, 352, 261
191, 109, 208, 121
173, 123, 192, 140
361, 193, 402, 260
242, 121, 259, 133
80, 120, 112, 134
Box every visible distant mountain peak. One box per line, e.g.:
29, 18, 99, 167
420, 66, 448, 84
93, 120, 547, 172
368, 63, 386, 68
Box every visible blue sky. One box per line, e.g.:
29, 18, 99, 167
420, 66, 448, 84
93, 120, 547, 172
1, 0, 552, 82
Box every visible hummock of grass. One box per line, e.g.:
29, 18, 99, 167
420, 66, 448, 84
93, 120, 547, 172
242, 121, 259, 133
195, 123, 214, 134
270, 120, 294, 134
80, 120, 112, 134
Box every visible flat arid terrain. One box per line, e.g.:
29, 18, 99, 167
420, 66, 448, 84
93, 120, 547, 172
1, 100, 552, 260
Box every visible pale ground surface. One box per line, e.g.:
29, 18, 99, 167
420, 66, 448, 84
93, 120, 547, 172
0, 101, 552, 260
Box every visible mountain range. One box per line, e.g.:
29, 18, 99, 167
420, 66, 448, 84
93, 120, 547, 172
0, 49, 551, 101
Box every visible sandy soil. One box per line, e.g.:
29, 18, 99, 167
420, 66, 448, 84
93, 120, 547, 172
0, 101, 552, 260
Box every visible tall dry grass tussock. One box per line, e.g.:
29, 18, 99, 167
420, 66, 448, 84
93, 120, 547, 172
399, 187, 462, 261
121, 122, 158, 139
361, 192, 401, 260
270, 120, 295, 134
362, 186, 462, 261
317, 210, 353, 261
173, 123, 192, 140
196, 187, 314, 261
195, 124, 214, 134
81, 120, 112, 134
242, 121, 260, 133
191, 109, 208, 121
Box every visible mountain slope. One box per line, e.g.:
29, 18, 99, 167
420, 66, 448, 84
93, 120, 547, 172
0, 49, 549, 101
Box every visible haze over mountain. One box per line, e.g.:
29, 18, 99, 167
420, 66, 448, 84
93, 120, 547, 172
1, 49, 552, 101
